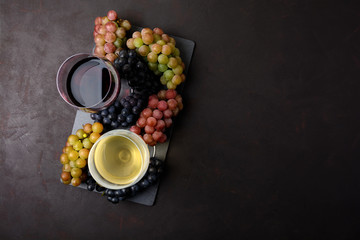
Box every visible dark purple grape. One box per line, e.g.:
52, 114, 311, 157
100, 109, 109, 116
126, 114, 134, 123
111, 121, 119, 128
103, 117, 111, 125
108, 105, 116, 113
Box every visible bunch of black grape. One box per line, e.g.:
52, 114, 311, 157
90, 92, 147, 130
113, 49, 162, 96
86, 157, 164, 204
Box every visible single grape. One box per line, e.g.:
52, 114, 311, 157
67, 135, 79, 146
115, 27, 126, 38
164, 118, 173, 128
146, 117, 157, 127
161, 45, 172, 55
163, 109, 173, 118
167, 57, 178, 69
152, 109, 163, 120
71, 168, 82, 178
75, 158, 87, 168
92, 122, 104, 133
145, 125, 155, 134
163, 70, 175, 81
83, 138, 93, 149
158, 64, 168, 72
113, 38, 122, 48
132, 31, 141, 39
94, 34, 105, 46
94, 16, 102, 25
166, 81, 176, 90
61, 171, 71, 182
68, 150, 79, 161
60, 153, 69, 165
105, 21, 117, 32
133, 38, 143, 48
89, 132, 101, 143
172, 65, 183, 75
126, 38, 136, 49
136, 117, 147, 128
167, 99, 178, 110
148, 98, 159, 109
73, 141, 83, 151
158, 54, 169, 65
157, 100, 168, 111
151, 43, 162, 54
71, 177, 81, 187
104, 42, 116, 53
155, 119, 165, 131
83, 123, 92, 134
107, 10, 117, 21
138, 45, 150, 56
153, 27, 164, 35
147, 52, 158, 63
141, 27, 153, 35
161, 34, 170, 42
130, 125, 141, 135
142, 33, 154, 45
62, 163, 71, 172
79, 148, 89, 160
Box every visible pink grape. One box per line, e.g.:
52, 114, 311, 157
152, 109, 163, 120
130, 125, 141, 135
104, 42, 116, 53
157, 100, 168, 111
136, 117, 147, 128
98, 25, 107, 35
178, 101, 183, 110
145, 125, 155, 134
164, 118, 173, 128
148, 98, 159, 109
104, 32, 116, 43
107, 10, 117, 21
105, 53, 117, 62
155, 120, 165, 131
141, 108, 153, 118
152, 131, 163, 142
163, 109, 173, 118
146, 117, 157, 127
175, 94, 183, 103
153, 27, 164, 35
165, 89, 177, 99
143, 134, 154, 144
126, 38, 135, 49
94, 17, 102, 25
151, 43, 162, 54
158, 134, 167, 143
105, 21, 117, 32
94, 45, 106, 57
149, 94, 158, 100
141, 27, 153, 35
162, 34, 170, 42
94, 24, 102, 34
94, 34, 105, 45
167, 99, 178, 110
132, 31, 141, 39
161, 45, 172, 55
142, 33, 154, 45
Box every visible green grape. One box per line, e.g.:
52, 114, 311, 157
172, 74, 182, 85
167, 81, 176, 89
153, 33, 161, 42
158, 63, 168, 72
147, 52, 158, 63
68, 150, 79, 161
160, 75, 168, 85
164, 70, 175, 81
173, 47, 180, 57
60, 153, 69, 165
67, 135, 79, 146
158, 54, 169, 65
167, 57, 178, 69
75, 158, 87, 169
62, 163, 71, 172
83, 138, 93, 149
138, 45, 150, 56
148, 62, 158, 71
79, 148, 89, 159
133, 37, 143, 48
71, 168, 82, 178
73, 141, 83, 151
151, 43, 162, 54
157, 39, 166, 46
154, 70, 162, 76
76, 129, 87, 139
114, 38, 122, 48
173, 65, 183, 75
69, 160, 76, 168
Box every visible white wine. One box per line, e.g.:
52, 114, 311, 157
94, 135, 143, 185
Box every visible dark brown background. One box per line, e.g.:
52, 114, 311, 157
1, 0, 360, 239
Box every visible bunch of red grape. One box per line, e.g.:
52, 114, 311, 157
126, 28, 186, 90
93, 10, 131, 62
130, 89, 183, 146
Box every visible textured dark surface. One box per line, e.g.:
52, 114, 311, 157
1, 0, 360, 239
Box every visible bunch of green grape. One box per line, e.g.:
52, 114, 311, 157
126, 27, 186, 90
93, 10, 131, 62
59, 122, 104, 186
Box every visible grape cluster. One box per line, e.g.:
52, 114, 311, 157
60, 122, 104, 186
126, 27, 186, 90
130, 89, 183, 146
114, 49, 161, 96
90, 92, 148, 130
93, 10, 131, 62
86, 157, 164, 204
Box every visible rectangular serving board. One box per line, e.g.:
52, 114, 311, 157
69, 27, 195, 206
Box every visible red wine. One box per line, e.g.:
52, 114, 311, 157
67, 58, 112, 107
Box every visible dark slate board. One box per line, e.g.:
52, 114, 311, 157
68, 29, 195, 206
